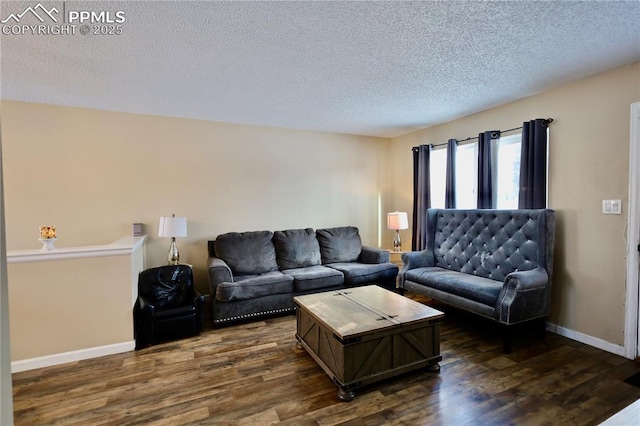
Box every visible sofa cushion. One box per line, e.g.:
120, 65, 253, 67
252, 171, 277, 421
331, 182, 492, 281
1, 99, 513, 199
404, 266, 502, 307
215, 271, 293, 302
316, 226, 362, 264
214, 231, 278, 276
282, 265, 344, 292
273, 228, 322, 270
327, 262, 398, 287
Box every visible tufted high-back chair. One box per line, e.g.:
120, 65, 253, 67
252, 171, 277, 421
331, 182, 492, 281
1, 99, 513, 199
428, 209, 554, 282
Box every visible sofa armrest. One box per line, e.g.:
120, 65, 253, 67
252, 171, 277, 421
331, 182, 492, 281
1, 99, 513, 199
208, 257, 233, 297
359, 246, 390, 264
496, 267, 550, 324
401, 250, 434, 271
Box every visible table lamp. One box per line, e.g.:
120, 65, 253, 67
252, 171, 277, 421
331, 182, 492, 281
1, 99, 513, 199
158, 214, 187, 265
387, 211, 408, 252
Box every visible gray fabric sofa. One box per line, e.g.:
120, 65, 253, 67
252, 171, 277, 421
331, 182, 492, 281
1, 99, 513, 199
208, 226, 399, 326
400, 208, 555, 352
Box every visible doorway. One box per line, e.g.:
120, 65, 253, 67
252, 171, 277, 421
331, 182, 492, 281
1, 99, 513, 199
624, 102, 640, 360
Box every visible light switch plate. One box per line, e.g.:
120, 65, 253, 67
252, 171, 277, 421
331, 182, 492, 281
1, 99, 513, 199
602, 199, 622, 215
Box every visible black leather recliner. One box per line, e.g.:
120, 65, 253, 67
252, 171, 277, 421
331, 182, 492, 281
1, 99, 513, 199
134, 264, 205, 349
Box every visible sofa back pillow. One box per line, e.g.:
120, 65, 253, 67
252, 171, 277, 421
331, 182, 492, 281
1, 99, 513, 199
214, 230, 278, 276
273, 228, 322, 270
316, 226, 362, 264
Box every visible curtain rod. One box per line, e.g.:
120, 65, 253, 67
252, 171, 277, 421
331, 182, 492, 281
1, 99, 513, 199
416, 118, 554, 150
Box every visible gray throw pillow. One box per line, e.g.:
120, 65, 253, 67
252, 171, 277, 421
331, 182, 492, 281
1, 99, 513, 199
316, 226, 362, 264
273, 228, 322, 270
214, 230, 278, 275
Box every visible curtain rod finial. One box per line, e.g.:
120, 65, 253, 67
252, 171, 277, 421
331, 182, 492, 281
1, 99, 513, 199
541, 118, 554, 128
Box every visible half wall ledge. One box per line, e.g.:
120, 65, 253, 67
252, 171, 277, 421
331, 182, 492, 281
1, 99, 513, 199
7, 236, 147, 372
7, 236, 147, 263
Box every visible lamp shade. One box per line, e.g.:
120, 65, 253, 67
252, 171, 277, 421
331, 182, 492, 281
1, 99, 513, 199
158, 216, 187, 238
387, 211, 408, 230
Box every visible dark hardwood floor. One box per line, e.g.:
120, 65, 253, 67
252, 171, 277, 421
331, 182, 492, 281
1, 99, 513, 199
12, 293, 640, 425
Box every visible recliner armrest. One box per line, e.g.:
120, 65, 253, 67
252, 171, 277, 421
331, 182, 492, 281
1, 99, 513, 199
137, 295, 155, 313
359, 246, 389, 264
192, 287, 206, 305
191, 287, 205, 332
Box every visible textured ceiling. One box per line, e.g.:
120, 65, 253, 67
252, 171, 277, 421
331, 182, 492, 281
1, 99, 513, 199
1, 0, 639, 137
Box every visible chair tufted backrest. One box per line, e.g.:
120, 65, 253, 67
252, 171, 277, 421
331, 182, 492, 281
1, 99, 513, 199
427, 209, 554, 282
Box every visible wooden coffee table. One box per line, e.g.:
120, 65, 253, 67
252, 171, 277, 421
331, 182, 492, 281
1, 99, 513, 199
294, 285, 443, 401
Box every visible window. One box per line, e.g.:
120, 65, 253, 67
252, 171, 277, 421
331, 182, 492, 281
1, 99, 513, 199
429, 147, 446, 208
429, 133, 523, 209
494, 134, 521, 209
455, 142, 478, 208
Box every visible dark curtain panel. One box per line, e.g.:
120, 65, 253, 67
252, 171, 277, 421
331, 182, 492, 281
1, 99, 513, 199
445, 139, 457, 208
477, 130, 500, 209
519, 119, 549, 208
412, 144, 431, 251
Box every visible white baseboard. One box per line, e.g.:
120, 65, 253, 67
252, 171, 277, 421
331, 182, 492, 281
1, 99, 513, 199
8, 324, 629, 373
547, 322, 626, 358
11, 341, 135, 373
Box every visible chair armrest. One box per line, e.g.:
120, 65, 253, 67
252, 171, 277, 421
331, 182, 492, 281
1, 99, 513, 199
192, 287, 206, 331
134, 296, 155, 349
496, 267, 550, 324
401, 250, 434, 271
359, 246, 390, 264
137, 294, 155, 313
192, 287, 206, 305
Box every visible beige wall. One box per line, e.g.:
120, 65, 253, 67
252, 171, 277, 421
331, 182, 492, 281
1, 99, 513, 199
1, 62, 638, 356
0, 102, 393, 294
8, 254, 136, 361
390, 62, 640, 346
